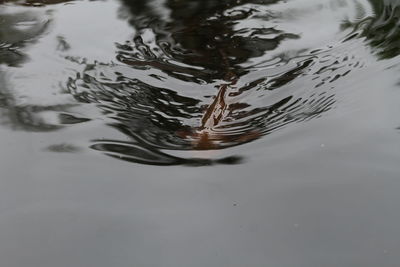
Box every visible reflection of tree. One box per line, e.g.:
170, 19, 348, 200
2, 0, 389, 165
369, 1, 400, 59
67, 0, 336, 165
359, 0, 400, 59
119, 0, 296, 79
0, 1, 72, 131
362, 0, 400, 132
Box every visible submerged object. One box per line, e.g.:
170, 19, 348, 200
178, 49, 261, 150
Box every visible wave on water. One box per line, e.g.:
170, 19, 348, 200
1, 0, 400, 165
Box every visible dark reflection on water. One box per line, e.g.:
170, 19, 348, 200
64, 0, 353, 165
2, 0, 398, 165
361, 0, 400, 59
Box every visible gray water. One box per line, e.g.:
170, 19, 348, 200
0, 0, 400, 266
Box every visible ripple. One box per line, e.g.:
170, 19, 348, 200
56, 0, 375, 165
1, 0, 396, 166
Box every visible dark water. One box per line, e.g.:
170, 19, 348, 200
1, 0, 400, 266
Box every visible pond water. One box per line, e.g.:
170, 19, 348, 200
0, 0, 400, 266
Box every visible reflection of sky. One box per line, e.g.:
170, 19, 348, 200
124, 0, 374, 68
0, 0, 375, 108
1, 1, 133, 107
235, 0, 373, 63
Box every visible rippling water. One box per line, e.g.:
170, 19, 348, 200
1, 0, 400, 266
2, 0, 397, 165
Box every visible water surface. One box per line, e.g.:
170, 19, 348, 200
0, 0, 400, 266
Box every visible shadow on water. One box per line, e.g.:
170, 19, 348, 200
1, 0, 400, 165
